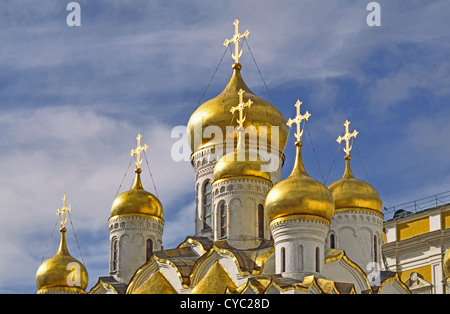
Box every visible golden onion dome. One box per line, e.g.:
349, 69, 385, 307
187, 63, 288, 154
265, 141, 335, 223
443, 248, 450, 278
36, 227, 88, 294
110, 168, 163, 221
213, 127, 271, 182
328, 155, 382, 213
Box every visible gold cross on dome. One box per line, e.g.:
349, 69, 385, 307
130, 134, 148, 169
230, 89, 252, 128
223, 19, 250, 64
287, 100, 311, 142
337, 120, 358, 156
56, 194, 72, 229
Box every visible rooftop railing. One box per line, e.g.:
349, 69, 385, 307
383, 190, 450, 221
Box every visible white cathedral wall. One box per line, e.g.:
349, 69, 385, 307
329, 210, 383, 273
322, 256, 371, 294
271, 218, 329, 278
191, 146, 284, 241
109, 215, 164, 284
192, 146, 216, 238
211, 177, 272, 249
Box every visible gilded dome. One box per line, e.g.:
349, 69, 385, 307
265, 141, 335, 223
213, 128, 271, 182
36, 228, 88, 294
443, 248, 450, 278
187, 63, 288, 154
328, 156, 382, 213
110, 168, 163, 220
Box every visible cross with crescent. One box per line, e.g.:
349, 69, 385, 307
130, 134, 148, 169
337, 120, 358, 156
223, 19, 250, 64
230, 89, 252, 128
56, 194, 72, 229
287, 100, 311, 142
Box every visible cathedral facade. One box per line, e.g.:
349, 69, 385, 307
36, 20, 448, 295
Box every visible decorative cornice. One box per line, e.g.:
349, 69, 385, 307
109, 213, 164, 224
334, 207, 384, 219
270, 214, 330, 228
213, 176, 272, 187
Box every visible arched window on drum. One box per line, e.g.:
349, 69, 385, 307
203, 180, 212, 229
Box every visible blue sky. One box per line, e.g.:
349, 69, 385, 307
0, 0, 449, 293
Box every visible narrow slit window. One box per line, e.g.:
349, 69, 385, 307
281, 247, 286, 273
220, 203, 227, 238
258, 204, 264, 238
330, 234, 335, 249
112, 239, 118, 271
203, 181, 211, 229
146, 239, 153, 261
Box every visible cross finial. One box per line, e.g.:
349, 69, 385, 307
223, 19, 250, 64
287, 100, 311, 142
56, 194, 72, 229
230, 89, 252, 128
130, 134, 148, 169
337, 120, 358, 156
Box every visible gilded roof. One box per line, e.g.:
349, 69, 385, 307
192, 261, 237, 294
110, 169, 163, 220
235, 274, 356, 294
153, 246, 202, 286
133, 270, 177, 294
328, 156, 382, 213
36, 228, 88, 294
211, 239, 274, 275
186, 63, 288, 154
266, 141, 335, 223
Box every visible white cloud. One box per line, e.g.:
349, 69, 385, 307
162, 200, 196, 249
0, 105, 195, 292
1, 0, 449, 293
367, 61, 450, 114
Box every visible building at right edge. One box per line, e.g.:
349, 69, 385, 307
383, 199, 450, 294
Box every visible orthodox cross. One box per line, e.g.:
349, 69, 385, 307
56, 194, 72, 229
223, 19, 250, 64
337, 120, 358, 156
130, 134, 148, 169
230, 89, 252, 128
287, 100, 311, 142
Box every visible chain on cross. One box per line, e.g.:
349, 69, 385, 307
287, 100, 311, 142
223, 19, 250, 64
337, 120, 358, 156
56, 194, 72, 229
130, 134, 148, 169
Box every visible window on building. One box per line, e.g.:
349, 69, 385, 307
298, 245, 304, 271
330, 234, 336, 249
281, 247, 286, 273
220, 203, 227, 238
146, 239, 153, 261
258, 204, 264, 238
203, 180, 211, 229
112, 239, 118, 271
315, 247, 320, 273
373, 235, 378, 264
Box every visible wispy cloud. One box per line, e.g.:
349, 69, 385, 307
0, 104, 194, 292
1, 0, 449, 293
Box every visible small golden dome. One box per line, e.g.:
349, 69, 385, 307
187, 63, 288, 154
213, 129, 271, 182
328, 156, 382, 213
36, 228, 88, 294
265, 141, 335, 223
443, 248, 450, 278
110, 168, 163, 220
